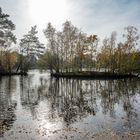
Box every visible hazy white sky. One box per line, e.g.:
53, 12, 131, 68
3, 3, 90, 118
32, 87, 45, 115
0, 0, 140, 43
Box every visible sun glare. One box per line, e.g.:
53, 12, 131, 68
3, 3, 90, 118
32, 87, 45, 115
28, 0, 68, 27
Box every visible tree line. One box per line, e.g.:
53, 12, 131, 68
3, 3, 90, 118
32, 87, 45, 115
38, 21, 140, 75
0, 7, 140, 75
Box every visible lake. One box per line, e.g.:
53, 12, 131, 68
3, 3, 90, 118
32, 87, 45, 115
0, 70, 140, 140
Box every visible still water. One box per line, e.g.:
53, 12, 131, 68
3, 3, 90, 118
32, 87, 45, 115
0, 70, 140, 140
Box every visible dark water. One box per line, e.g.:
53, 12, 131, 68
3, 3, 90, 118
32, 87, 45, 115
0, 70, 140, 140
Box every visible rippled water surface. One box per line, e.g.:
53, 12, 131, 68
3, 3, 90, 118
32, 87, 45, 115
0, 70, 140, 140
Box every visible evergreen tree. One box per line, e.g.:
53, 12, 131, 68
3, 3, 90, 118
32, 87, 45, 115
19, 25, 44, 72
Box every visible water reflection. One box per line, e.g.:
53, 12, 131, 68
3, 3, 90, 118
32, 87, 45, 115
35, 77, 140, 129
20, 75, 40, 106
0, 77, 17, 137
0, 71, 140, 138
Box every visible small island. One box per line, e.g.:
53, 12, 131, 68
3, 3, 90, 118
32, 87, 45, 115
38, 22, 140, 79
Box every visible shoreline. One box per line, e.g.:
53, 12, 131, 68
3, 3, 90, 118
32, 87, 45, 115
51, 71, 138, 79
0, 72, 27, 76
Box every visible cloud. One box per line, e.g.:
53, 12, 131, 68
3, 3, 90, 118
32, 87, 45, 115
0, 0, 140, 44
67, 0, 140, 41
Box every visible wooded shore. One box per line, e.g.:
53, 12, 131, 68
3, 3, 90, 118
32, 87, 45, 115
51, 71, 138, 79
0, 72, 27, 76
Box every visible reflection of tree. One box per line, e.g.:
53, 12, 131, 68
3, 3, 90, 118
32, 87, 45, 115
98, 78, 140, 130
20, 75, 41, 120
37, 77, 140, 127
20, 75, 40, 106
38, 78, 99, 125
19, 74, 140, 129
99, 80, 118, 117
0, 77, 17, 137
117, 79, 138, 130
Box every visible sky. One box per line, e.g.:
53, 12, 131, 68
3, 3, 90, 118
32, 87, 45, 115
0, 0, 140, 44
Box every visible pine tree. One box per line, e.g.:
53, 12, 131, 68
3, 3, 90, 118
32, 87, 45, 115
19, 25, 44, 72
